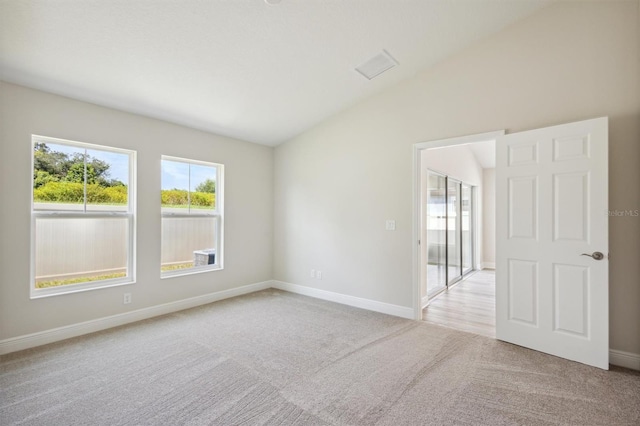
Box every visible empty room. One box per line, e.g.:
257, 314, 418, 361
1, 1, 639, 425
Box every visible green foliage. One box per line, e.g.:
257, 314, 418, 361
33, 181, 85, 203
103, 186, 128, 204
65, 162, 98, 184
33, 181, 128, 205
161, 189, 189, 206
190, 191, 214, 207
195, 178, 216, 194
36, 272, 126, 289
88, 158, 112, 186
33, 171, 59, 189
34, 143, 70, 179
161, 189, 215, 208
86, 184, 111, 203
33, 143, 122, 189
160, 262, 194, 272
32, 144, 215, 208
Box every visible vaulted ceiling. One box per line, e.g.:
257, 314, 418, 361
0, 0, 551, 145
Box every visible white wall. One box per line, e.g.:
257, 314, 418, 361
273, 1, 640, 355
482, 168, 496, 267
421, 145, 484, 187
0, 82, 273, 340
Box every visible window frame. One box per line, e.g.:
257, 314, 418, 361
30, 135, 137, 299
160, 155, 224, 279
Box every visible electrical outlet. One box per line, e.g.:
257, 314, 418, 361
385, 220, 396, 231
317, 270, 322, 280
123, 293, 132, 305
310, 269, 315, 278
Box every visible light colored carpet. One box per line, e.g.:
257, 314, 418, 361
1, 289, 639, 425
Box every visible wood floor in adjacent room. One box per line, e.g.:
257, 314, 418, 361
423, 269, 496, 338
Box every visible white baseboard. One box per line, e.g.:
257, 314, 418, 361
3, 278, 638, 372
271, 280, 414, 320
482, 262, 496, 270
610, 349, 640, 371
0, 280, 271, 356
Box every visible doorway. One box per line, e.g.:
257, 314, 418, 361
413, 118, 609, 370
413, 130, 505, 337
425, 171, 475, 298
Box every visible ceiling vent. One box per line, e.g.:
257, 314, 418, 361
355, 50, 398, 80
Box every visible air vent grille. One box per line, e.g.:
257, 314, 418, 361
355, 50, 398, 80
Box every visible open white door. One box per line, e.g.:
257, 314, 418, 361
496, 117, 609, 369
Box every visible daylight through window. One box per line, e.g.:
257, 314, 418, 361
31, 135, 136, 297
161, 156, 223, 277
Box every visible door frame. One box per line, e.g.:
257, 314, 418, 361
462, 182, 475, 277
412, 130, 505, 320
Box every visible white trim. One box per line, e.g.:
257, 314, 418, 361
610, 349, 640, 371
412, 143, 422, 320
482, 262, 496, 270
0, 280, 271, 355
30, 135, 137, 299
160, 157, 224, 278
272, 281, 414, 319
160, 263, 224, 280
414, 130, 506, 151
421, 295, 430, 309
32, 134, 135, 155
161, 154, 221, 169
412, 130, 505, 321
36, 267, 127, 281
4, 278, 637, 371
31, 278, 135, 300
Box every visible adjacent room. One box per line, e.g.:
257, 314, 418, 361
1, 1, 639, 425
420, 139, 497, 338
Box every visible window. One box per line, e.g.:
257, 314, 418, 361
161, 156, 223, 277
31, 135, 136, 297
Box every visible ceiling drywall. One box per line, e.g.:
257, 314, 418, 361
0, 0, 551, 146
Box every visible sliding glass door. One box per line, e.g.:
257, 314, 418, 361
425, 171, 475, 298
461, 184, 473, 275
426, 172, 447, 296
447, 178, 462, 285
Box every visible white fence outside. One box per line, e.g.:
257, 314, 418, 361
161, 216, 215, 265
35, 213, 215, 280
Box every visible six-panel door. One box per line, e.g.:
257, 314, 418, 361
496, 117, 609, 369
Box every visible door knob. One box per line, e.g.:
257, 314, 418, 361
581, 252, 605, 260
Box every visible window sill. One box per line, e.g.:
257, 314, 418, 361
160, 265, 224, 280
30, 278, 135, 299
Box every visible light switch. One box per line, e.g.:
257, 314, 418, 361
385, 220, 396, 231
